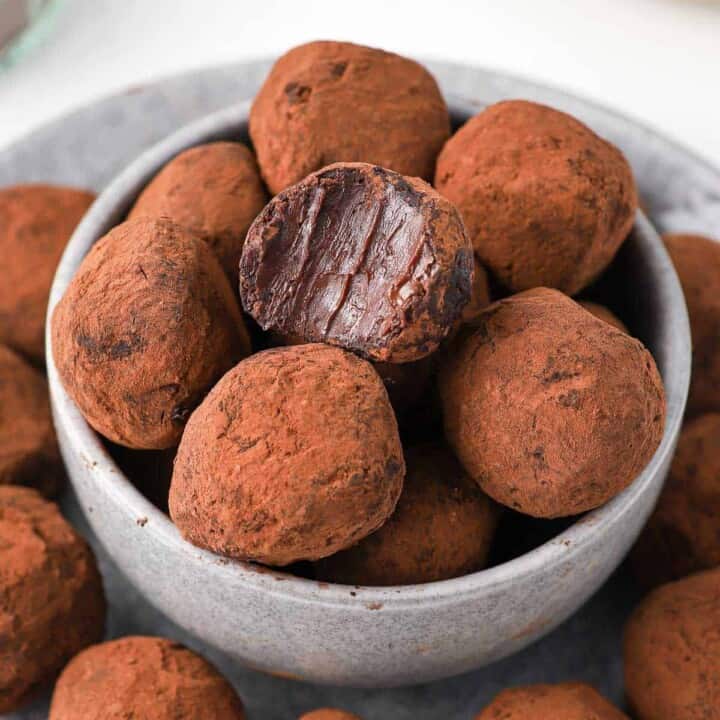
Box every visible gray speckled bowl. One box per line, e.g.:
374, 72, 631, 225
46, 96, 690, 688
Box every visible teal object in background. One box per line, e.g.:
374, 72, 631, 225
0, 0, 59, 68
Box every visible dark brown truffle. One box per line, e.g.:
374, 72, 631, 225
299, 711, 362, 720
169, 344, 405, 566
0, 486, 105, 713
51, 218, 251, 449
49, 636, 245, 720
579, 301, 628, 333
240, 162, 473, 363
474, 682, 628, 719
435, 100, 638, 295
631, 413, 720, 590
0, 184, 95, 363
440, 288, 665, 518
0, 344, 63, 496
129, 142, 268, 280
315, 443, 497, 585
249, 41, 450, 194
664, 233, 720, 416
624, 568, 720, 720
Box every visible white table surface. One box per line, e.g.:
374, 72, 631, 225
1, 0, 720, 168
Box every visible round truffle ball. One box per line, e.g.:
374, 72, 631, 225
299, 711, 362, 720
0, 344, 63, 496
474, 682, 628, 719
49, 636, 245, 720
249, 41, 450, 195
0, 486, 105, 713
169, 344, 405, 566
315, 443, 497, 585
0, 184, 95, 362
579, 301, 628, 333
51, 218, 251, 449
440, 288, 665, 518
240, 162, 473, 363
129, 142, 268, 280
435, 100, 638, 295
624, 569, 720, 720
631, 413, 720, 589
664, 234, 720, 416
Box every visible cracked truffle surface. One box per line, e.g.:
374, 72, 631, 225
51, 218, 250, 449
440, 288, 665, 518
49, 636, 245, 720
0, 486, 105, 714
435, 100, 638, 295
0, 344, 63, 496
240, 162, 473, 363
249, 41, 450, 194
129, 142, 268, 280
169, 344, 405, 565
0, 184, 95, 363
579, 301, 628, 333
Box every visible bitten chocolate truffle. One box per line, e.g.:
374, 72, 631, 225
49, 636, 245, 720
664, 233, 720, 416
631, 413, 720, 589
0, 486, 105, 713
440, 288, 665, 518
170, 344, 405, 566
52, 218, 250, 449
435, 100, 638, 295
0, 184, 94, 362
315, 443, 497, 585
299, 711, 362, 720
129, 142, 268, 280
0, 344, 63, 496
579, 301, 628, 333
624, 569, 720, 720
249, 41, 450, 194
475, 682, 628, 719
240, 162, 473, 363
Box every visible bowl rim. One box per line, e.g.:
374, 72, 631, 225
46, 94, 691, 609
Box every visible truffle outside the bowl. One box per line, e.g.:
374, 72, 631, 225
46, 98, 690, 688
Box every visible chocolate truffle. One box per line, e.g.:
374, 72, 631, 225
0, 344, 63, 496
169, 344, 405, 566
249, 41, 450, 194
475, 682, 628, 719
440, 288, 665, 518
49, 636, 245, 720
579, 301, 628, 333
315, 443, 497, 585
624, 568, 720, 720
0, 184, 95, 362
240, 162, 473, 363
664, 233, 720, 416
631, 413, 720, 589
129, 142, 268, 280
0, 486, 105, 713
435, 100, 638, 295
299, 711, 362, 720
52, 218, 250, 449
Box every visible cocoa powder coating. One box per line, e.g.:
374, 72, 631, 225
440, 288, 665, 518
435, 100, 638, 295
579, 301, 628, 333
240, 162, 473, 363
169, 344, 405, 566
299, 711, 362, 720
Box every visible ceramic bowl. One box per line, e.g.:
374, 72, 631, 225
46, 97, 690, 688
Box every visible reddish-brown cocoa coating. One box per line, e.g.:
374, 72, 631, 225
440, 288, 665, 518
579, 301, 628, 333
631, 413, 720, 590
435, 100, 638, 295
52, 218, 251, 449
664, 234, 720, 416
169, 344, 405, 566
624, 569, 720, 720
129, 142, 268, 280
49, 636, 245, 720
249, 41, 450, 195
314, 443, 497, 585
299, 711, 362, 720
0, 486, 105, 713
0, 184, 95, 363
240, 162, 473, 363
0, 344, 63, 496
475, 682, 628, 719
